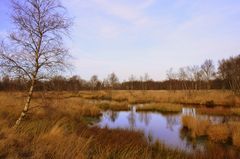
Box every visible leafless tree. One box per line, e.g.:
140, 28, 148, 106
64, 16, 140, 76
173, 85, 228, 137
166, 68, 177, 92
102, 78, 110, 89
128, 74, 136, 90
90, 75, 99, 91
218, 55, 240, 94
108, 72, 119, 89
201, 59, 215, 89
192, 66, 203, 90
178, 67, 188, 90
68, 75, 82, 92
0, 0, 72, 127
127, 74, 136, 96
144, 73, 150, 90
186, 65, 203, 91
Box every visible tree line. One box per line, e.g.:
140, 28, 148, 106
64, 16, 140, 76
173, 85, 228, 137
0, 55, 239, 94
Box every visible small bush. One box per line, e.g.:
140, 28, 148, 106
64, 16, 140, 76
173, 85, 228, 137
207, 124, 230, 143
182, 116, 195, 129
97, 101, 129, 111
206, 100, 215, 108
138, 103, 182, 113
232, 132, 240, 148
181, 116, 209, 138
229, 122, 240, 148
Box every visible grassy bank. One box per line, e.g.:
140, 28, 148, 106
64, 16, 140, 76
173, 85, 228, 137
78, 90, 240, 107
137, 103, 182, 113
197, 107, 240, 116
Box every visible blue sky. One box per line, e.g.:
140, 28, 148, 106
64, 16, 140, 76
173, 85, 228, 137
0, 0, 240, 81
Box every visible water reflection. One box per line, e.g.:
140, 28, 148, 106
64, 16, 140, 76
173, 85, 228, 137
182, 107, 196, 116
97, 107, 240, 152
166, 115, 179, 131
138, 112, 151, 126
109, 111, 118, 122
127, 107, 136, 130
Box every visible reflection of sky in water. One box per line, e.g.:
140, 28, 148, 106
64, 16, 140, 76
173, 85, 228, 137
98, 108, 191, 150
97, 107, 240, 151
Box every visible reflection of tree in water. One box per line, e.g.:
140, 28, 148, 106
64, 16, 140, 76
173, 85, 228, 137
105, 111, 119, 122
165, 115, 178, 131
138, 112, 151, 126
109, 111, 119, 122
179, 127, 197, 150
128, 108, 136, 130
198, 115, 240, 124
179, 127, 209, 152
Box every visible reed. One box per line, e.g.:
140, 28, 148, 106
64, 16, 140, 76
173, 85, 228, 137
97, 101, 129, 111
181, 116, 210, 138
207, 124, 230, 143
137, 103, 182, 113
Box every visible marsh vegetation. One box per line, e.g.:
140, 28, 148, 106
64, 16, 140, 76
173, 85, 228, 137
0, 91, 240, 159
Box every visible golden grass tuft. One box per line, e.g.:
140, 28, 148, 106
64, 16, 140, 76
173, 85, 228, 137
182, 116, 210, 138
138, 103, 182, 113
207, 124, 230, 143
197, 107, 232, 116
79, 90, 240, 107
97, 101, 129, 111
228, 122, 240, 148
182, 116, 240, 146
197, 107, 240, 116
232, 132, 240, 148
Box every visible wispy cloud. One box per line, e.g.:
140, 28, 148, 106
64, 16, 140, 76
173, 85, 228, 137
61, 0, 240, 80
93, 0, 155, 27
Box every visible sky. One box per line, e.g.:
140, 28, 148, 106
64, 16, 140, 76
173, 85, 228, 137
0, 0, 240, 81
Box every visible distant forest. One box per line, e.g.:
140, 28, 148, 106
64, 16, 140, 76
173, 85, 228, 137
0, 55, 239, 94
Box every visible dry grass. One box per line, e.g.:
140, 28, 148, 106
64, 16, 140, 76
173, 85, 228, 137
182, 116, 210, 138
0, 91, 192, 159
96, 101, 129, 111
182, 116, 234, 144
0, 91, 240, 159
79, 90, 240, 107
197, 107, 240, 116
137, 103, 182, 113
228, 122, 240, 148
231, 108, 240, 116
232, 132, 240, 148
207, 124, 230, 143
197, 107, 232, 116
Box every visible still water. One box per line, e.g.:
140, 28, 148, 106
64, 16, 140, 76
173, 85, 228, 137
97, 106, 240, 152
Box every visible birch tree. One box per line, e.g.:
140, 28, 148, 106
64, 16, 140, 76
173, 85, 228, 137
0, 0, 72, 127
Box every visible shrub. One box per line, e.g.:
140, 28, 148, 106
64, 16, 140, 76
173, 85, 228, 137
206, 100, 215, 108
182, 116, 195, 129
229, 122, 240, 148
181, 116, 210, 138
207, 124, 230, 143
138, 103, 182, 113
194, 120, 210, 137
232, 132, 240, 148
